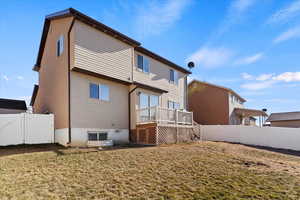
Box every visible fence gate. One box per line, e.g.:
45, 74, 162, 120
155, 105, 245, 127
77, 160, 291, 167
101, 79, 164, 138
0, 113, 54, 146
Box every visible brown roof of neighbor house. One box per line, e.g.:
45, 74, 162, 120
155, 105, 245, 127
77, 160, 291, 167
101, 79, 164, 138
189, 80, 246, 102
0, 98, 27, 110
34, 8, 190, 75
30, 84, 39, 106
234, 108, 268, 117
266, 112, 300, 122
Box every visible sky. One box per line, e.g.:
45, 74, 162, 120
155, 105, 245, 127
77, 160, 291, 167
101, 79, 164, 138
0, 0, 299, 113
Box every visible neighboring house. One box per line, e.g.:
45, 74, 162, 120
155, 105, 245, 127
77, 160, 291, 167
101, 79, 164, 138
30, 8, 192, 146
0, 98, 27, 114
188, 80, 267, 126
266, 112, 300, 128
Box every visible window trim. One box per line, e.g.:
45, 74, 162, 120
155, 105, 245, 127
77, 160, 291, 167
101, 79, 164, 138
137, 54, 150, 74
139, 92, 159, 109
169, 69, 178, 85
56, 35, 64, 57
87, 132, 108, 141
168, 100, 180, 110
89, 82, 110, 102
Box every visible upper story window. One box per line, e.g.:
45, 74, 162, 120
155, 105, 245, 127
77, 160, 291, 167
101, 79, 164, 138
169, 69, 178, 84
168, 101, 180, 110
137, 55, 150, 73
56, 35, 64, 57
89, 83, 110, 101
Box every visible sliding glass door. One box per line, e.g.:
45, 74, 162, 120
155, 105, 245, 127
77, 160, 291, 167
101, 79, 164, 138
139, 93, 159, 121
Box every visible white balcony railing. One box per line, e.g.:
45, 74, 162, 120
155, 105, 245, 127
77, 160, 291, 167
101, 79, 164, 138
136, 106, 193, 126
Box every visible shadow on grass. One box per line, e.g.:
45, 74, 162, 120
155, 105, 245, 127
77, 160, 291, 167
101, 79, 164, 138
0, 143, 155, 157
217, 141, 300, 157
0, 144, 66, 158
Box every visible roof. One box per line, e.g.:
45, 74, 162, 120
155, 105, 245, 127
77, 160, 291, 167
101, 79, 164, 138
34, 8, 190, 75
266, 112, 300, 122
30, 85, 39, 106
189, 80, 246, 102
133, 81, 168, 94
0, 98, 27, 110
234, 108, 268, 117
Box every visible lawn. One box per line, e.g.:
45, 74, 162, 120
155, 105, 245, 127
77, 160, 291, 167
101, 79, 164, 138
0, 142, 300, 200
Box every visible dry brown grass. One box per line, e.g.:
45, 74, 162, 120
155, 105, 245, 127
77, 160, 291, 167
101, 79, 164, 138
0, 142, 300, 199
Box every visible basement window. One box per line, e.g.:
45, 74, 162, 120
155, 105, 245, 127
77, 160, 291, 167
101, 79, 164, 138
88, 132, 108, 141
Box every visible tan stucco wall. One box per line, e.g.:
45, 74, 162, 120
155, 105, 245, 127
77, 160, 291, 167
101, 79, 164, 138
70, 71, 129, 129
188, 82, 229, 125
270, 120, 300, 128
33, 17, 74, 129
73, 21, 133, 82
133, 51, 186, 109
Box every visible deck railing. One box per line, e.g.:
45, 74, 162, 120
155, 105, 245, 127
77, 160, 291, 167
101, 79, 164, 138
136, 106, 193, 126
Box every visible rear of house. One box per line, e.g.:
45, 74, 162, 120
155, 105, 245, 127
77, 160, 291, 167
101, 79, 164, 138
188, 80, 267, 126
267, 112, 300, 128
31, 8, 192, 146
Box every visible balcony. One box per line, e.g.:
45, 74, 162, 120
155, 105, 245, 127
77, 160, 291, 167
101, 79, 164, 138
136, 106, 193, 126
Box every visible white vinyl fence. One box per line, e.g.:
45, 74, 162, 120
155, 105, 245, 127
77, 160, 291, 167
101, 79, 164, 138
0, 113, 54, 146
201, 125, 300, 151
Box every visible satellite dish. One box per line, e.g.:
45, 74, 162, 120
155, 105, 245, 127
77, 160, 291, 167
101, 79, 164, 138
187, 61, 195, 70
262, 108, 267, 112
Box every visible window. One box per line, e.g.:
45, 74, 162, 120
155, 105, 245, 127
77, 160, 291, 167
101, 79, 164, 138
89, 83, 110, 101
88, 132, 108, 141
137, 55, 150, 73
56, 35, 64, 56
90, 83, 99, 99
139, 93, 159, 121
100, 84, 109, 101
168, 101, 180, 109
169, 69, 178, 84
139, 93, 159, 108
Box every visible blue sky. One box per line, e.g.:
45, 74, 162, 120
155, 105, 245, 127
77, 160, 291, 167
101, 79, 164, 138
0, 0, 299, 113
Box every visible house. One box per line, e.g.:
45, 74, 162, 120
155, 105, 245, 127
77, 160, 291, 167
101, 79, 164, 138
30, 8, 193, 146
0, 98, 27, 114
188, 80, 267, 126
266, 112, 300, 128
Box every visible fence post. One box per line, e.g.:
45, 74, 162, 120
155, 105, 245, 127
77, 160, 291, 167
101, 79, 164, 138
176, 110, 179, 143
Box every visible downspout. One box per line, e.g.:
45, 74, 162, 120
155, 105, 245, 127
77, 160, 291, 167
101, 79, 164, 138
67, 17, 76, 144
128, 86, 139, 141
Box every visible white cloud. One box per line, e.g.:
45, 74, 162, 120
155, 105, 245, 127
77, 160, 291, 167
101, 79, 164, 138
273, 72, 300, 82
267, 0, 300, 24
17, 76, 24, 80
135, 0, 191, 37
241, 72, 254, 80
186, 47, 233, 68
2, 75, 9, 81
256, 73, 274, 81
217, 0, 256, 35
241, 80, 276, 90
241, 72, 300, 90
273, 26, 300, 44
235, 53, 264, 65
